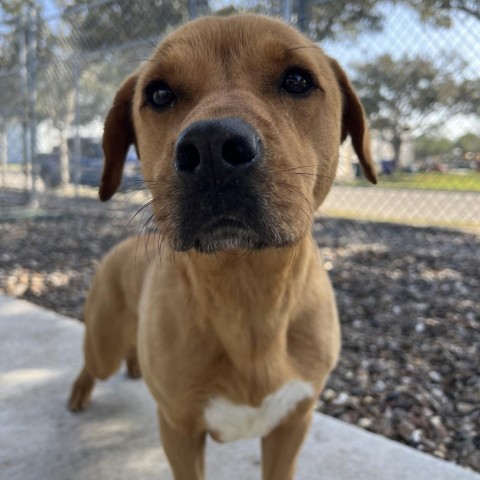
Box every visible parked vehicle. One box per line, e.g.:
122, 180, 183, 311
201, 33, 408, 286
37, 138, 141, 189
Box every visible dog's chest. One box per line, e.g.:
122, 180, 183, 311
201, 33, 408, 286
204, 380, 314, 442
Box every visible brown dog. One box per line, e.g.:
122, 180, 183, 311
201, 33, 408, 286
68, 14, 376, 480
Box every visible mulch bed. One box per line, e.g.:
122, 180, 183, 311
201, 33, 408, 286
1, 192, 479, 471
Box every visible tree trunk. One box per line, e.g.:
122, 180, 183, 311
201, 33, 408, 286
59, 127, 70, 187
0, 117, 6, 188
59, 89, 76, 190
392, 134, 402, 172
297, 0, 310, 32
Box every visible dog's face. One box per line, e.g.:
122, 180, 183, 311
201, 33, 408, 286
101, 15, 376, 253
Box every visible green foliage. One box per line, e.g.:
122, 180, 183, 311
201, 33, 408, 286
295, 0, 385, 40
69, 0, 191, 51
291, 0, 480, 41
403, 0, 480, 25
415, 135, 454, 159
0, 0, 35, 17
352, 53, 479, 168
353, 53, 478, 144
414, 133, 480, 168
456, 133, 480, 153
353, 54, 461, 135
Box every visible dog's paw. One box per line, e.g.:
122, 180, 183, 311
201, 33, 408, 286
67, 369, 95, 412
126, 357, 142, 379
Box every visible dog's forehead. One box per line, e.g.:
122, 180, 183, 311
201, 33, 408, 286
142, 15, 327, 81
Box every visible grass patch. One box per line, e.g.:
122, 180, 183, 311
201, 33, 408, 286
349, 171, 480, 192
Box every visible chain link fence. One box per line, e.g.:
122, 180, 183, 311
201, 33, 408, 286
1, 2, 479, 470
0, 0, 479, 227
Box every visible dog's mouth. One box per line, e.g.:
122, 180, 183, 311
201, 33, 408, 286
165, 167, 305, 254
191, 216, 264, 253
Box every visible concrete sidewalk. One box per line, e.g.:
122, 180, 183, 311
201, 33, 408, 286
1, 295, 478, 480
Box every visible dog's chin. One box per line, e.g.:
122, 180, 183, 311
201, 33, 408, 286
193, 228, 264, 254
177, 220, 264, 254
170, 217, 297, 254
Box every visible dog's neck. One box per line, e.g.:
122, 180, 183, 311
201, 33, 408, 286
176, 235, 319, 375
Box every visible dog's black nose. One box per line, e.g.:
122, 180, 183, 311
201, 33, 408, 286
175, 118, 261, 176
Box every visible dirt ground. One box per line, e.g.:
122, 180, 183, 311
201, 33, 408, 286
1, 191, 479, 471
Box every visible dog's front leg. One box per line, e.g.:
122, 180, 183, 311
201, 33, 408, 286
261, 407, 313, 480
158, 409, 206, 480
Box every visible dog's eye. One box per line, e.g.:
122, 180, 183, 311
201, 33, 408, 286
145, 81, 176, 109
281, 69, 314, 96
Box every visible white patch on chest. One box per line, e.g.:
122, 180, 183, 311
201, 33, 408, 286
204, 380, 315, 443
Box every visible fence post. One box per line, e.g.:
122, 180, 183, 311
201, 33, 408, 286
188, 0, 196, 19
281, 0, 293, 22
0, 116, 6, 188
19, 10, 31, 199
27, 6, 39, 207
72, 53, 81, 196
297, 0, 308, 32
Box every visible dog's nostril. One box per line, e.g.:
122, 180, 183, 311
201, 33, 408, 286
176, 144, 201, 173
222, 137, 257, 167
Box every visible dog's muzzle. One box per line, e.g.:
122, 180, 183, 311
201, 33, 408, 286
172, 118, 267, 253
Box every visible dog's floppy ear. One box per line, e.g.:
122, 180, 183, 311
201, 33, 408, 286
328, 58, 377, 184
100, 74, 138, 201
